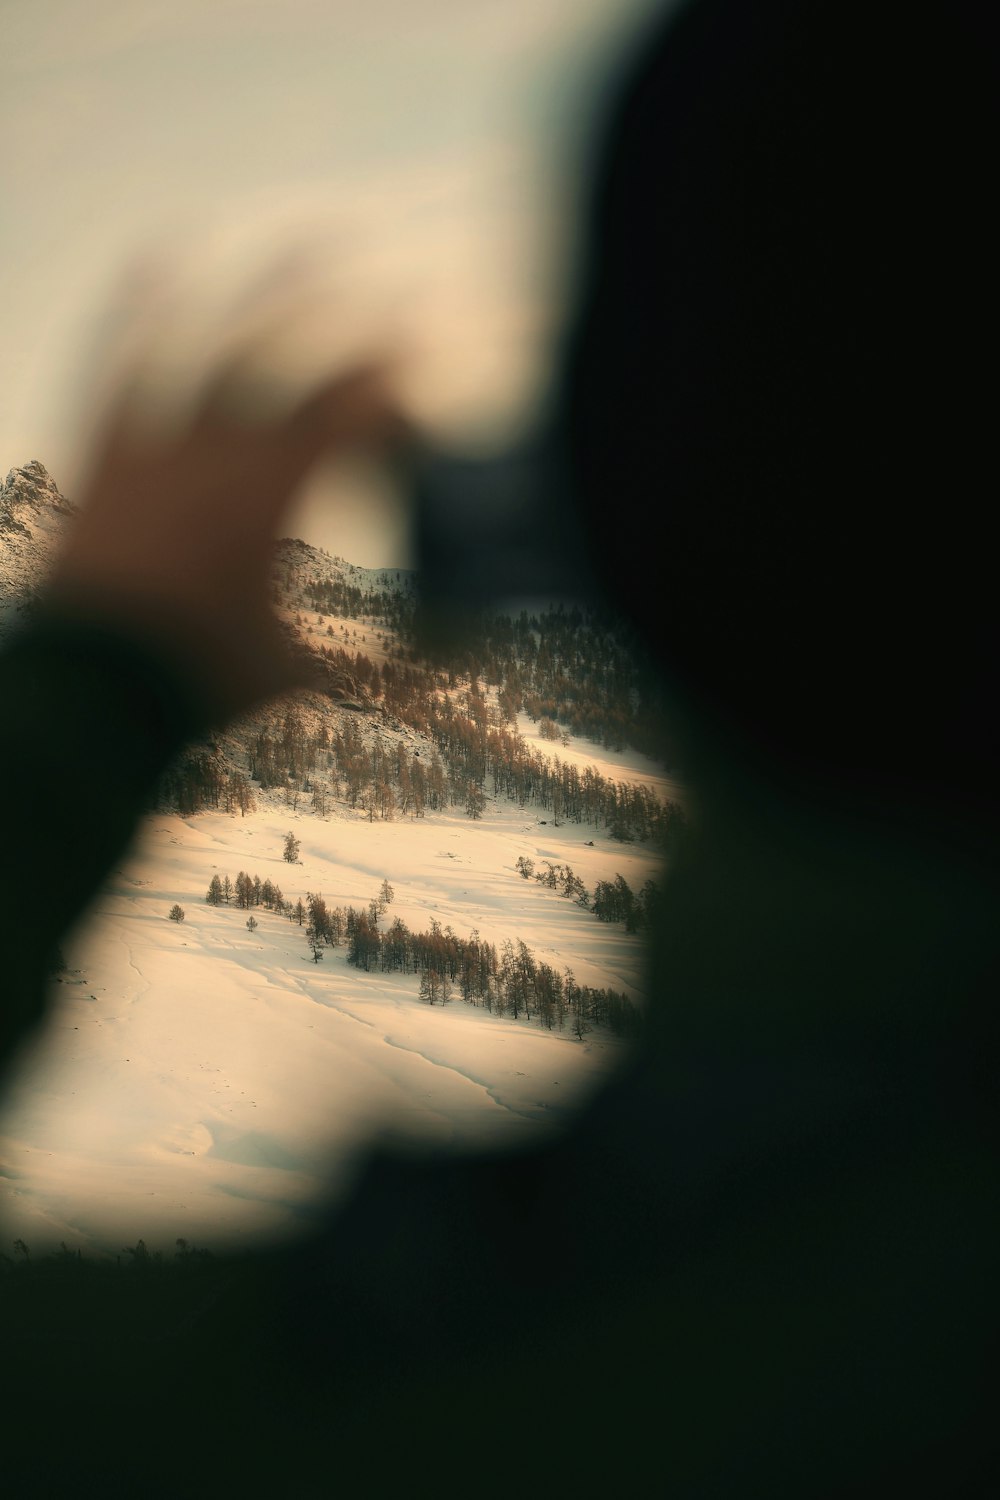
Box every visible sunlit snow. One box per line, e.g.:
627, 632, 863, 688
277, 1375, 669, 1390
0, 725, 669, 1256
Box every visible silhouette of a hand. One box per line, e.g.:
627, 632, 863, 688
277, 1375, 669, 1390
49, 332, 406, 722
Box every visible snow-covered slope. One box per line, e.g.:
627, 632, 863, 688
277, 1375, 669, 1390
0, 791, 657, 1254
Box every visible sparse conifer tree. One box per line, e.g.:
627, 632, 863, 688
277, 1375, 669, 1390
419, 968, 441, 1005
230, 771, 255, 817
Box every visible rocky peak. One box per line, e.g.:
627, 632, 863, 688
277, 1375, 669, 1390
0, 461, 77, 637
1, 461, 76, 535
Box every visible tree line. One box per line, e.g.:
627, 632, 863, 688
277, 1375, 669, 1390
301, 574, 413, 633
1, 1235, 216, 1279
514, 857, 661, 933
243, 702, 678, 842
158, 748, 256, 818
201, 868, 639, 1039
158, 558, 681, 843
287, 556, 668, 762
330, 903, 640, 1039
160, 697, 678, 844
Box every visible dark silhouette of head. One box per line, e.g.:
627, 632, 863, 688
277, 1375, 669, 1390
560, 0, 992, 830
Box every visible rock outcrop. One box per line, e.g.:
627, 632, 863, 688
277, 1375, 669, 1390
0, 461, 76, 636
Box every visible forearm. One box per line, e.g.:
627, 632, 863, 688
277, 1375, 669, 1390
0, 612, 203, 1073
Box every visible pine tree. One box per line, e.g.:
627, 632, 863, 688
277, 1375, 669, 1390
283, 831, 300, 864
419, 969, 441, 1005
229, 771, 255, 817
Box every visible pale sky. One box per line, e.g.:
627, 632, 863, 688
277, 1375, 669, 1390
1, 0, 663, 566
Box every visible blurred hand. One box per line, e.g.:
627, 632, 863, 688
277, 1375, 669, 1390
48, 351, 408, 722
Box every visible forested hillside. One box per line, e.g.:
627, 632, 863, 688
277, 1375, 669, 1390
163, 537, 681, 845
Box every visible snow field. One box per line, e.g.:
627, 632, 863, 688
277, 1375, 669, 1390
0, 758, 667, 1255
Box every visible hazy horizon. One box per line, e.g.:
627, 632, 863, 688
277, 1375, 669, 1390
1, 0, 664, 568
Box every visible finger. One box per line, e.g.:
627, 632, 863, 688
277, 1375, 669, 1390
289, 361, 412, 457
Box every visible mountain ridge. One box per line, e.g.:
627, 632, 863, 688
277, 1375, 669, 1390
0, 458, 677, 845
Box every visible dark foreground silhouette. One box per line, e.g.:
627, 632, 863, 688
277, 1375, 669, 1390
0, 3, 994, 1493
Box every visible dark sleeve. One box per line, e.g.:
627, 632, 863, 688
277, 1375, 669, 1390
0, 612, 205, 1076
